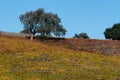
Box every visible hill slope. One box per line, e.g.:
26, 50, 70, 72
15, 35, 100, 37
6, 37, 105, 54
41, 38, 120, 54
0, 36, 120, 80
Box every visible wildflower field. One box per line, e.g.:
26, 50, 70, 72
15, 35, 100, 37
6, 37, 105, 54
0, 36, 120, 80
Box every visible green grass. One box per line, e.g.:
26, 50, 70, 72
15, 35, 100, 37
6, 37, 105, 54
0, 36, 120, 80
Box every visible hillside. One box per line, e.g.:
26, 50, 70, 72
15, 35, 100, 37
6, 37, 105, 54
0, 31, 29, 38
0, 36, 120, 80
42, 38, 120, 54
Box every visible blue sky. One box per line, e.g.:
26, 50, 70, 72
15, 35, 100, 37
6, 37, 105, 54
0, 0, 120, 39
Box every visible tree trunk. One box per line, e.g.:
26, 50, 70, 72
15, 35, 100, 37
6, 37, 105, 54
30, 34, 34, 41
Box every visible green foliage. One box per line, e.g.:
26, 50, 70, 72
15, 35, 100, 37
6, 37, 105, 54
19, 8, 67, 40
73, 32, 89, 39
53, 25, 67, 38
104, 23, 120, 40
104, 28, 112, 39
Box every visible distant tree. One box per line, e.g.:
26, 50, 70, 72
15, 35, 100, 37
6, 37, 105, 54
104, 23, 120, 40
20, 8, 66, 40
73, 32, 89, 39
53, 25, 67, 38
37, 12, 67, 38
104, 28, 112, 40
19, 9, 44, 41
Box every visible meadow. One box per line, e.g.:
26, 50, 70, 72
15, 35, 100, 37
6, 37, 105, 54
0, 36, 120, 80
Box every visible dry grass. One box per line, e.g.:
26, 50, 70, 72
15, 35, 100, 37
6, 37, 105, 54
0, 36, 120, 80
43, 38, 120, 54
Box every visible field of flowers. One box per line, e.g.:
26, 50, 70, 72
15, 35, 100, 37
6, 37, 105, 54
0, 36, 120, 80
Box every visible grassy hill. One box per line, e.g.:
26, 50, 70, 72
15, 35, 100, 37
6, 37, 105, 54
41, 38, 120, 54
0, 36, 120, 80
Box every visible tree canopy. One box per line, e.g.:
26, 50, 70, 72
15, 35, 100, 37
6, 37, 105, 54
19, 8, 67, 40
104, 23, 120, 40
73, 32, 89, 39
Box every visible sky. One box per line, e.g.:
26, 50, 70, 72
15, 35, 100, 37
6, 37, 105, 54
0, 0, 120, 39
